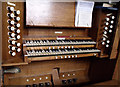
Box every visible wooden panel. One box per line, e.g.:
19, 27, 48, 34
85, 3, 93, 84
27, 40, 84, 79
2, 62, 28, 67
2, 2, 9, 64
110, 8, 120, 59
89, 7, 118, 58
23, 36, 92, 40
88, 58, 117, 82
2, 2, 120, 87
110, 28, 119, 59
4, 59, 90, 85
59, 69, 89, 85
24, 1, 88, 37
2, 2, 24, 64
25, 45, 95, 50
27, 28, 88, 37
0, 1, 2, 87
7, 74, 52, 85
89, 8, 101, 41
26, 53, 99, 62
26, 1, 75, 27
0, 0, 2, 67
92, 80, 119, 85
51, 67, 89, 86
112, 45, 120, 81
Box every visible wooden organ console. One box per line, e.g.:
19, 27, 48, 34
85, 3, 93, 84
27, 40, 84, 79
23, 37, 100, 62
0, 1, 120, 87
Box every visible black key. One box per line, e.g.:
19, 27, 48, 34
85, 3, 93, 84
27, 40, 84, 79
26, 40, 29, 43
39, 49, 43, 52
66, 48, 70, 51
76, 39, 82, 42
29, 50, 32, 53
57, 40, 62, 42
71, 40, 76, 42
43, 40, 47, 43
66, 48, 72, 52
34, 40, 38, 43
64, 40, 70, 42
37, 40, 41, 43
34, 49, 38, 52
28, 40, 31, 43
60, 49, 66, 52
45, 49, 50, 52
74, 48, 79, 50
48, 40, 52, 42
41, 40, 45, 43
56, 49, 59, 52
51, 49, 55, 52
48, 40, 56, 43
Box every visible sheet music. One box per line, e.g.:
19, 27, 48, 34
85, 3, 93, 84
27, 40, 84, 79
75, 1, 94, 27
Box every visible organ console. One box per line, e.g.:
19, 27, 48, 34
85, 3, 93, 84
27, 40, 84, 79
23, 38, 100, 62
0, 1, 120, 87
